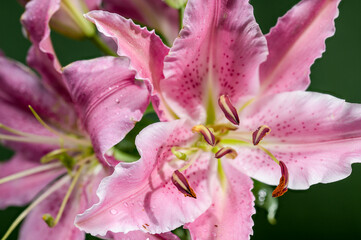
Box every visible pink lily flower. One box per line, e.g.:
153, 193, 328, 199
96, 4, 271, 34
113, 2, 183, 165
20, 0, 179, 58
0, 48, 181, 238
0, 2, 180, 239
102, 0, 179, 45
0, 50, 181, 239
74, 0, 361, 239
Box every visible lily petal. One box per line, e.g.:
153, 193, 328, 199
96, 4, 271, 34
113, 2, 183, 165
26, 45, 72, 103
19, 182, 84, 240
260, 0, 341, 95
75, 120, 214, 236
0, 100, 57, 153
162, 0, 268, 123
0, 55, 75, 126
232, 91, 361, 189
102, 0, 179, 44
85, 0, 101, 10
63, 57, 150, 166
0, 154, 64, 209
21, 0, 71, 100
185, 162, 254, 240
85, 11, 173, 121
107, 231, 180, 240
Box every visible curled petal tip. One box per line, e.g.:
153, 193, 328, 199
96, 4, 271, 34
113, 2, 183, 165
172, 170, 197, 198
192, 125, 216, 146
252, 125, 271, 145
218, 95, 240, 125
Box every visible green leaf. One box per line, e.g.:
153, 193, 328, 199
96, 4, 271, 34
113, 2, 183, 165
252, 180, 279, 225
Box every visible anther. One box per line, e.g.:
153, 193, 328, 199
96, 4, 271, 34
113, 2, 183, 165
172, 170, 197, 198
272, 161, 289, 198
218, 95, 240, 125
252, 125, 271, 145
215, 147, 238, 159
192, 125, 216, 146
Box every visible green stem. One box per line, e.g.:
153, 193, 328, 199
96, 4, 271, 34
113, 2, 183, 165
179, 7, 185, 30
90, 35, 118, 56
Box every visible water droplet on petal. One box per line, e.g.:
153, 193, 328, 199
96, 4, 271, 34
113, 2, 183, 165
110, 209, 117, 215
115, 98, 120, 104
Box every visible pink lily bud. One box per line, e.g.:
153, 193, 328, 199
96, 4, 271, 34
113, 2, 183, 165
21, 0, 96, 39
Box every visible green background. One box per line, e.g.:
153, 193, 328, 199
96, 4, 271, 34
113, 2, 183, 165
1, 0, 361, 239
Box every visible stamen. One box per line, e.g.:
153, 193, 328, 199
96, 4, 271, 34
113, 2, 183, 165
29, 106, 91, 147
178, 151, 200, 172
1, 176, 70, 240
238, 98, 255, 112
42, 164, 85, 228
171, 170, 197, 198
218, 95, 240, 125
0, 134, 61, 145
252, 125, 271, 145
272, 161, 289, 198
257, 145, 279, 165
0, 123, 43, 138
41, 148, 77, 163
192, 125, 215, 146
211, 123, 238, 135
29, 105, 63, 137
0, 162, 63, 185
215, 147, 237, 159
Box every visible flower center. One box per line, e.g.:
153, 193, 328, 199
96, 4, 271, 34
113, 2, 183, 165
171, 94, 289, 199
